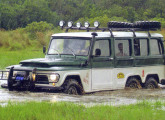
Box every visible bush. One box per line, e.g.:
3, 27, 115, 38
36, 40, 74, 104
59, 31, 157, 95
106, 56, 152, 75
150, 17, 165, 28
23, 21, 54, 39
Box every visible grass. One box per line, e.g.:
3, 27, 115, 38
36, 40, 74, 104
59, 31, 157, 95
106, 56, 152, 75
0, 48, 44, 69
0, 101, 164, 120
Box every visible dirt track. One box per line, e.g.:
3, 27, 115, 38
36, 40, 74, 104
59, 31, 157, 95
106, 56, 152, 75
0, 80, 165, 106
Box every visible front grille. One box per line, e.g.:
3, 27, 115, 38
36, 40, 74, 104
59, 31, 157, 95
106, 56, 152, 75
36, 75, 49, 84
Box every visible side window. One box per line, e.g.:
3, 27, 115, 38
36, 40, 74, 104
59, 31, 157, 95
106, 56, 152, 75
115, 39, 130, 56
93, 40, 110, 57
134, 39, 148, 56
150, 39, 162, 55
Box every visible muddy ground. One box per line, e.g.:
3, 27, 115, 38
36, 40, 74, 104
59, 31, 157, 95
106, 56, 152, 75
0, 80, 165, 106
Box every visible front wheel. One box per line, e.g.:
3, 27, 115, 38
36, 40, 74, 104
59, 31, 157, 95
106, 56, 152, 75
145, 77, 159, 89
64, 79, 84, 95
125, 77, 142, 89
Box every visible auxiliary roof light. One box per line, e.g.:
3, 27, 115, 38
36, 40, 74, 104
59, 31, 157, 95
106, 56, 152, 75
68, 21, 73, 28
76, 22, 82, 28
94, 21, 100, 28
59, 20, 65, 27
84, 22, 90, 28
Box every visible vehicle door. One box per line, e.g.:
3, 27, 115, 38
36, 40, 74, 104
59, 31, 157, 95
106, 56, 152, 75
91, 39, 114, 90
114, 38, 133, 88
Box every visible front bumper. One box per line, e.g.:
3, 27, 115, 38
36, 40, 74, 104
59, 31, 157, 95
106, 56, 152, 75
4, 67, 60, 90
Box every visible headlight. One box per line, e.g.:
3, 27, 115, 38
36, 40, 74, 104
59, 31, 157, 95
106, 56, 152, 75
49, 74, 60, 82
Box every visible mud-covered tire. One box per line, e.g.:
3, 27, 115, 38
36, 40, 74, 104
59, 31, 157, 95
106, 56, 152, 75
145, 77, 159, 89
125, 77, 142, 89
64, 79, 83, 95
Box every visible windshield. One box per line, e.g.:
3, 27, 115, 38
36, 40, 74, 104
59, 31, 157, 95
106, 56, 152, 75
48, 38, 91, 56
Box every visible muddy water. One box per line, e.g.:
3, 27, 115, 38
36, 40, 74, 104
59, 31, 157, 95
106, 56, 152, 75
0, 80, 165, 106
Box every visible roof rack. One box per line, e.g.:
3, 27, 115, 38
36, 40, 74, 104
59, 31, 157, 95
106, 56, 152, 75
59, 21, 161, 37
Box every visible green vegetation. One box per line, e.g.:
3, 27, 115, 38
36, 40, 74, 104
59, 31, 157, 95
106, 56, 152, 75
0, 48, 44, 69
0, 22, 63, 69
1, 0, 165, 30
0, 101, 164, 120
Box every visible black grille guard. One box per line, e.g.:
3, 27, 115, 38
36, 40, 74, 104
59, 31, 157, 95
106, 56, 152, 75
0, 67, 58, 84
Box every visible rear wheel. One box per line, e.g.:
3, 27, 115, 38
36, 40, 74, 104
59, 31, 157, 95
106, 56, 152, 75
64, 79, 83, 95
125, 77, 142, 89
145, 77, 159, 89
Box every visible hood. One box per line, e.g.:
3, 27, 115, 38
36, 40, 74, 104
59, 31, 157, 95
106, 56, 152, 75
19, 58, 87, 67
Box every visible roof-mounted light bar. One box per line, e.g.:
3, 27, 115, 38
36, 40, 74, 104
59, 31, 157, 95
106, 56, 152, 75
84, 22, 90, 28
59, 20, 161, 32
59, 20, 65, 28
68, 21, 73, 28
94, 21, 100, 28
76, 22, 82, 28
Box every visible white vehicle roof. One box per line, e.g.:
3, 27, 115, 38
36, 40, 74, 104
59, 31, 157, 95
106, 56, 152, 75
52, 32, 163, 38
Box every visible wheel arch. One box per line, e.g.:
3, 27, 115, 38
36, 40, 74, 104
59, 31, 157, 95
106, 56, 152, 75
126, 75, 142, 87
145, 74, 159, 84
62, 75, 85, 95
62, 75, 84, 89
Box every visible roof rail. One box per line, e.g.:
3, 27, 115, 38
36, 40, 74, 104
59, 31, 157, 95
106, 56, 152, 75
59, 21, 161, 33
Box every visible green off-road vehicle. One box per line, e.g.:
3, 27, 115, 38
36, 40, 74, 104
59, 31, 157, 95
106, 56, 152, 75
1, 21, 165, 95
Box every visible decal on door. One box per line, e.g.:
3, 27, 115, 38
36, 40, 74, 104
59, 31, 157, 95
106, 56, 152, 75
117, 73, 124, 79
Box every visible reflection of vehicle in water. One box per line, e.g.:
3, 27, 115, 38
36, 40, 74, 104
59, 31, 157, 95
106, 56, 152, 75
1, 21, 165, 95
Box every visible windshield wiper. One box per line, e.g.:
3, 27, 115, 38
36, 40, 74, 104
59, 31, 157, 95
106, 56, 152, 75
66, 47, 76, 57
53, 49, 61, 57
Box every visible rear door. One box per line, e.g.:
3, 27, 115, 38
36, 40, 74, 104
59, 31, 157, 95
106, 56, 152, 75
115, 39, 133, 67
114, 38, 133, 88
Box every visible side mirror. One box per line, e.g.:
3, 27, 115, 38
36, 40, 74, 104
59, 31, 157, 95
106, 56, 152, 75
43, 46, 46, 54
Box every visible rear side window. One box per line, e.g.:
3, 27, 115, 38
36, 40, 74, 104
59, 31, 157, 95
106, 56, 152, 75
115, 39, 131, 56
150, 39, 162, 55
134, 39, 148, 56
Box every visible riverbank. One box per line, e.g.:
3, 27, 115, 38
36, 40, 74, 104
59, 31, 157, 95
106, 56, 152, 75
0, 101, 164, 120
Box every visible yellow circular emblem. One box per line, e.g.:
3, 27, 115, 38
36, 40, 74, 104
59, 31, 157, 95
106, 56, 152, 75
117, 73, 124, 79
